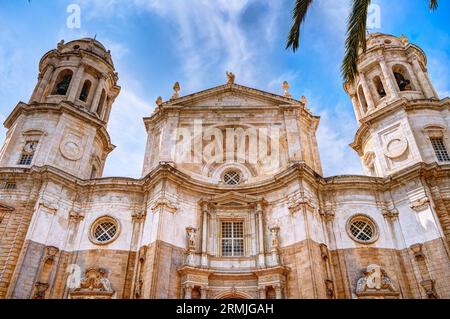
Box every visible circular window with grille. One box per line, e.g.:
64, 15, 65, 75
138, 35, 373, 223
90, 216, 120, 245
346, 215, 379, 244
223, 170, 242, 185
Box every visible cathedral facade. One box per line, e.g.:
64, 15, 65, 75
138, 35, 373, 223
0, 34, 450, 299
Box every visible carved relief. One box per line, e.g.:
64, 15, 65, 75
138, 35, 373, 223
383, 137, 409, 159
288, 192, 316, 214
408, 187, 430, 212
70, 268, 114, 299
410, 197, 430, 212
382, 208, 399, 221
356, 264, 399, 298
39, 200, 59, 214
60, 134, 84, 161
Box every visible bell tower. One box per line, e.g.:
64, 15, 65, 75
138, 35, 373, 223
346, 33, 450, 177
0, 38, 120, 179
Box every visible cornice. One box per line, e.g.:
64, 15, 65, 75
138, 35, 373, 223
351, 98, 450, 154
2, 161, 449, 200
3, 101, 115, 154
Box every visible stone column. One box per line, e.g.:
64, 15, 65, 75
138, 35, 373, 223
201, 287, 208, 299
256, 203, 266, 268
350, 94, 363, 121
184, 285, 193, 299
31, 64, 55, 103
201, 203, 209, 268
359, 72, 375, 111
378, 57, 398, 99
275, 284, 283, 299
411, 58, 436, 99
258, 287, 267, 299
91, 75, 107, 113
405, 63, 421, 93
67, 63, 85, 102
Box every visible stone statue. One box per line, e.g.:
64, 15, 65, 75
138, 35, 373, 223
282, 81, 292, 98
400, 34, 409, 46
270, 226, 280, 250
171, 82, 181, 100
155, 96, 163, 107
186, 227, 197, 250
226, 72, 235, 85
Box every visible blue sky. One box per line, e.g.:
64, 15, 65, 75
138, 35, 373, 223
0, 0, 449, 178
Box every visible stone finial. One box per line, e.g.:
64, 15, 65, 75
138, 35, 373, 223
226, 71, 235, 85
400, 34, 409, 46
171, 82, 181, 100
282, 81, 292, 98
155, 96, 163, 107
300, 96, 308, 105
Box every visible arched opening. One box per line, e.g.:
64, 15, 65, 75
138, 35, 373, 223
79, 80, 92, 102
266, 286, 276, 299
52, 69, 73, 96
96, 89, 106, 118
191, 287, 201, 300
373, 76, 386, 98
357, 85, 368, 114
392, 65, 413, 91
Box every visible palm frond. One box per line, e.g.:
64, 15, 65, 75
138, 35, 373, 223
342, 0, 372, 83
429, 0, 439, 10
286, 0, 314, 51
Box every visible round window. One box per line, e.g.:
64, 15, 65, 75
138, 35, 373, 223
90, 216, 120, 245
223, 170, 241, 185
347, 215, 379, 244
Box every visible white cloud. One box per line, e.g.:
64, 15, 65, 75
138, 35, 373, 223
80, 0, 284, 91
103, 89, 150, 178
427, 51, 450, 98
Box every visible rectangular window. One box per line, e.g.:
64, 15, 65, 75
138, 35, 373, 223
221, 221, 244, 257
3, 182, 16, 190
18, 141, 38, 166
18, 154, 34, 165
430, 137, 450, 162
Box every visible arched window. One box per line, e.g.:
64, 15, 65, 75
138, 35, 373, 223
79, 80, 92, 102
392, 65, 413, 91
373, 76, 386, 98
53, 70, 73, 95
96, 89, 106, 117
357, 85, 368, 114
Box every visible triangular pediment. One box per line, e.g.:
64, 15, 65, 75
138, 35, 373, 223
201, 191, 265, 208
163, 83, 303, 108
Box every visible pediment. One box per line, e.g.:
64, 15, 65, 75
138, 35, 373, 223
202, 191, 265, 208
164, 84, 302, 108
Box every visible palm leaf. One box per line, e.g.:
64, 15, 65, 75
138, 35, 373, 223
342, 0, 372, 83
286, 0, 314, 51
429, 0, 439, 10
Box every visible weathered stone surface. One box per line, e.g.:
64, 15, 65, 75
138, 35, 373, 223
1, 34, 450, 299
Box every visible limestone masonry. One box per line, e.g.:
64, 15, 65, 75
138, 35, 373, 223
0, 34, 450, 299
